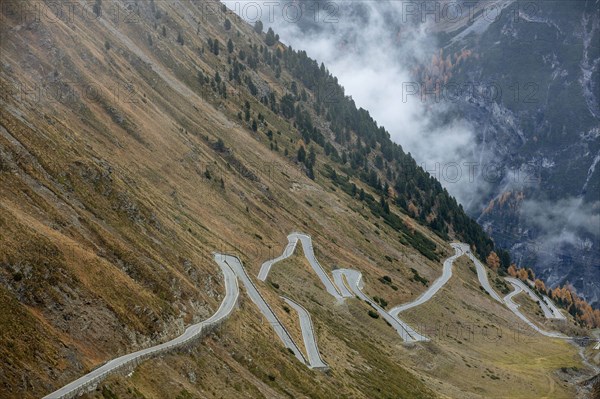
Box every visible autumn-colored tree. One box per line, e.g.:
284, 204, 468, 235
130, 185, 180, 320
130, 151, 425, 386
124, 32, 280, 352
552, 286, 574, 307
534, 279, 546, 294
593, 309, 600, 327
507, 264, 518, 277
486, 251, 500, 272
517, 268, 528, 281
567, 289, 600, 328
551, 287, 561, 301
563, 288, 573, 305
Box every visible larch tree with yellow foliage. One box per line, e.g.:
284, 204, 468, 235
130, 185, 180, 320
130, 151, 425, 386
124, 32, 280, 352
486, 251, 500, 272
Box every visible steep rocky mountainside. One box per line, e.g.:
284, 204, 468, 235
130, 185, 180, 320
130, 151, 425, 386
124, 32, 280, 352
433, 0, 600, 305
0, 1, 596, 398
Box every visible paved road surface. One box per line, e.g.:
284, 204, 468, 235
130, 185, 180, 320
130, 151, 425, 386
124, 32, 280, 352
389, 243, 466, 317
281, 297, 329, 369
218, 254, 308, 365
295, 234, 344, 299
48, 234, 576, 398
464, 249, 503, 302
43, 255, 240, 399
261, 233, 429, 341
506, 277, 555, 319
258, 233, 343, 299
462, 250, 567, 336
523, 279, 566, 320
258, 236, 298, 281
337, 268, 429, 342
332, 269, 354, 298
542, 295, 566, 319
503, 280, 570, 339
260, 234, 489, 342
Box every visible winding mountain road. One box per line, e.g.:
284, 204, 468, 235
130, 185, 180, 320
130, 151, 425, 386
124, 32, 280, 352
217, 254, 308, 365
259, 233, 343, 299
258, 236, 299, 281
47, 232, 574, 398
524, 279, 566, 320
388, 243, 467, 317
506, 277, 556, 319
281, 297, 329, 369
460, 249, 567, 337
464, 249, 503, 302
543, 295, 566, 320
503, 280, 570, 339
332, 269, 354, 298
43, 254, 240, 399
259, 233, 568, 345
259, 233, 469, 342
338, 268, 429, 342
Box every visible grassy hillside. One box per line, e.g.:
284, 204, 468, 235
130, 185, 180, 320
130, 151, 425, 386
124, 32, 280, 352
0, 1, 595, 398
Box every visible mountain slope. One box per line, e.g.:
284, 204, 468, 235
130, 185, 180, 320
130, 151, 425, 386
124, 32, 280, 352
0, 1, 595, 398
262, 0, 600, 306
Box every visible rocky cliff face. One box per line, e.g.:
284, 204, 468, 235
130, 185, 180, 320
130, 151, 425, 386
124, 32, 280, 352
434, 0, 600, 305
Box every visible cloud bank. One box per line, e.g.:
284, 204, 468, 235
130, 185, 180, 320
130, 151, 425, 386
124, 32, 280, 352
225, 0, 494, 208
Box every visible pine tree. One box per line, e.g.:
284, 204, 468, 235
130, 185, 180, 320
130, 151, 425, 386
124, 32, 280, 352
291, 81, 298, 96
308, 146, 316, 167
215, 138, 226, 152
380, 196, 390, 214
224, 18, 231, 31
227, 38, 234, 53
307, 164, 315, 180
254, 20, 263, 33
265, 27, 276, 46
297, 146, 306, 163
